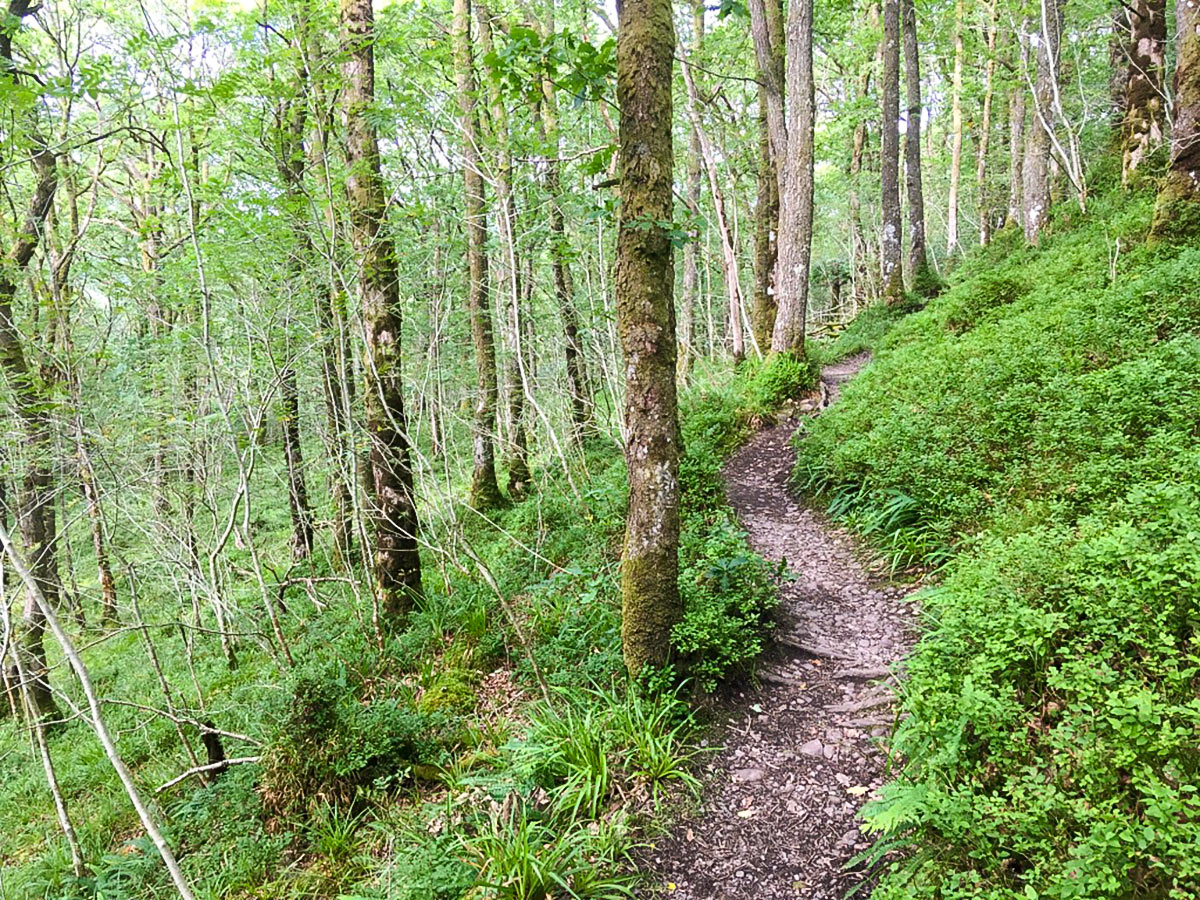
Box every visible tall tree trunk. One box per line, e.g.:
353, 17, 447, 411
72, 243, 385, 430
0, 124, 60, 720
947, 0, 965, 254
452, 0, 503, 510
1121, 0, 1167, 186
771, 0, 815, 352
340, 0, 424, 619
749, 0, 789, 343
681, 0, 704, 377
477, 6, 531, 496
537, 62, 592, 438
1007, 32, 1027, 228
748, 0, 786, 174
752, 82, 779, 350
1151, 0, 1200, 233
880, 0, 904, 302
616, 0, 681, 675
901, 0, 929, 288
976, 5, 998, 245
1023, 0, 1063, 242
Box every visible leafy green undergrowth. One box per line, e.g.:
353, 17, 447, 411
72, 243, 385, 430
0, 358, 793, 899
796, 184, 1200, 897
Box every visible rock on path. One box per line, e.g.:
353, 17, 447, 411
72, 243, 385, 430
645, 353, 916, 899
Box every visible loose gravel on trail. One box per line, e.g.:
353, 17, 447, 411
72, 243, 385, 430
646, 354, 917, 900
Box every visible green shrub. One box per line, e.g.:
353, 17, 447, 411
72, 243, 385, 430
743, 350, 820, 412
673, 514, 779, 691
261, 660, 462, 813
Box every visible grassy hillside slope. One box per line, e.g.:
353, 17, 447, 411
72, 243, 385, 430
797, 177, 1200, 898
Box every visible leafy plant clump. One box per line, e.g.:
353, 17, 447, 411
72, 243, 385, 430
796, 182, 1200, 897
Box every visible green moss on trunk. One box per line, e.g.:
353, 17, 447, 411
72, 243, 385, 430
616, 0, 682, 675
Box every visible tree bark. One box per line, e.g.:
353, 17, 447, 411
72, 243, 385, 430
901, 0, 929, 288
340, 0, 424, 618
1023, 0, 1063, 243
752, 82, 779, 350
452, 0, 503, 510
771, 0, 815, 352
1121, 0, 1167, 186
1151, 0, 1200, 233
616, 0, 681, 675
748, 0, 786, 171
880, 0, 904, 302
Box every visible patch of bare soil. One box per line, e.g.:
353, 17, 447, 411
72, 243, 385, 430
644, 353, 916, 899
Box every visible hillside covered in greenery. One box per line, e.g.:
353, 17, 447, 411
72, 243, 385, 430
799, 172, 1200, 897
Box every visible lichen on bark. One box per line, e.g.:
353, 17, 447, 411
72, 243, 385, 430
615, 0, 682, 676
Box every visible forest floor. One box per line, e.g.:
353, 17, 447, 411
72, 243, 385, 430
647, 354, 917, 899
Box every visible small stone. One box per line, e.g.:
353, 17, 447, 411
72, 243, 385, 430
799, 739, 824, 757
732, 768, 765, 783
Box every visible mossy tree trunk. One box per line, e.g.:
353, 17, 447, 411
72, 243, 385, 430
748, 0, 791, 347
340, 0, 424, 619
452, 0, 503, 510
771, 0, 815, 353
1150, 0, 1199, 236
616, 0, 682, 676
752, 80, 779, 351
849, 70, 872, 305
0, 4, 61, 721
901, 0, 930, 288
304, 27, 357, 570
881, 0, 905, 303
1120, 0, 1167, 187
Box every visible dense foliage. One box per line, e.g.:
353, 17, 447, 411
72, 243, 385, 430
797, 175, 1200, 898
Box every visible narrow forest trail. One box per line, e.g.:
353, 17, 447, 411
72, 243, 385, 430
649, 353, 916, 899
